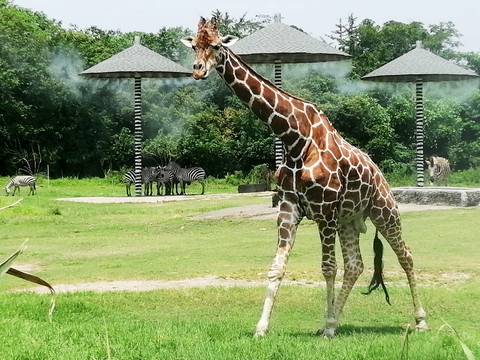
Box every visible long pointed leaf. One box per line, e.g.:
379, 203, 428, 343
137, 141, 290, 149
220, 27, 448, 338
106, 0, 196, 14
0, 240, 28, 277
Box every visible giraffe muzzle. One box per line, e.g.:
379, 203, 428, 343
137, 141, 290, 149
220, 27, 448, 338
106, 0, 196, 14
193, 62, 209, 80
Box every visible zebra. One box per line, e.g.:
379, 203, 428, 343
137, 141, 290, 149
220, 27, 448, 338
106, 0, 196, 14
124, 170, 136, 196
425, 156, 451, 185
142, 167, 157, 196
5, 175, 36, 196
165, 161, 206, 195
124, 168, 157, 196
153, 166, 174, 196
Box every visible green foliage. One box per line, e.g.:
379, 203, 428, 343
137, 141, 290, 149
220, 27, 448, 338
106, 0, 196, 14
331, 16, 463, 78
210, 10, 271, 38
0, 1, 478, 179
328, 93, 395, 163
449, 168, 480, 187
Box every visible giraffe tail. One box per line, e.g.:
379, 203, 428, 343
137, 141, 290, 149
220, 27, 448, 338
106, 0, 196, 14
362, 230, 391, 305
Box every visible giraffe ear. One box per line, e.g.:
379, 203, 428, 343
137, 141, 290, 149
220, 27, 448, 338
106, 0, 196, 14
181, 36, 194, 48
220, 35, 239, 47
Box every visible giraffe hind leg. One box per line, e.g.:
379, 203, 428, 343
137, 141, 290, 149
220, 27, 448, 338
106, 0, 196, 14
370, 207, 428, 331
320, 221, 364, 338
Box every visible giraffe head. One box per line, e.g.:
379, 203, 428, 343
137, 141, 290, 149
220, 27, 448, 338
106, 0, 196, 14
181, 17, 238, 80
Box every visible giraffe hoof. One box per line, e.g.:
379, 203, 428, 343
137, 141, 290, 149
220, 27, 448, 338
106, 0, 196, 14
316, 327, 335, 339
254, 330, 266, 338
415, 320, 429, 332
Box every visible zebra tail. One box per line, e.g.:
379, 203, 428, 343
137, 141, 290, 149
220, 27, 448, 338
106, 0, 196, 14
362, 230, 391, 305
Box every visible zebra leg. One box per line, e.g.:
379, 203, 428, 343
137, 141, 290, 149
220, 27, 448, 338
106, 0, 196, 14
200, 180, 205, 195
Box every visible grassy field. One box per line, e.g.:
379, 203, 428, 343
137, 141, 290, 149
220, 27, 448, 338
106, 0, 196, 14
0, 177, 479, 359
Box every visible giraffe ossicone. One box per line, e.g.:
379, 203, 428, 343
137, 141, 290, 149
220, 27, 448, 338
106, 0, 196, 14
182, 17, 428, 337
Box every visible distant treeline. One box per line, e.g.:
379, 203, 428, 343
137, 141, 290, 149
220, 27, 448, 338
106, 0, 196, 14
1, 3, 479, 178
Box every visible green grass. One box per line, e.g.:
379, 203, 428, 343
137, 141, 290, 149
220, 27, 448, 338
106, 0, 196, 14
0, 177, 479, 359
1, 286, 479, 359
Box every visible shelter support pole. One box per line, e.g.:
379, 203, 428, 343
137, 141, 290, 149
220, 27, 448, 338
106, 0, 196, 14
274, 61, 284, 169
415, 78, 425, 187
134, 76, 143, 196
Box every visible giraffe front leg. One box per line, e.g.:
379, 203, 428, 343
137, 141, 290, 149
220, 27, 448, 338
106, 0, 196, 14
255, 201, 299, 337
255, 240, 293, 337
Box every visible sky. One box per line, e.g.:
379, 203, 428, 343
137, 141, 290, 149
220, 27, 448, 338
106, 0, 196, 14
11, 0, 480, 53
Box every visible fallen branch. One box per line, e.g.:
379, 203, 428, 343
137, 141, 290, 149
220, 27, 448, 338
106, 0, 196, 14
0, 198, 23, 211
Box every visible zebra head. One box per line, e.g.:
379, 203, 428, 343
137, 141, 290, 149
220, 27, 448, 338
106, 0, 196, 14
4, 180, 12, 195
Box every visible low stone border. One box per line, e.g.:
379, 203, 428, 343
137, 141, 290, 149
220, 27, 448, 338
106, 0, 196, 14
393, 187, 480, 207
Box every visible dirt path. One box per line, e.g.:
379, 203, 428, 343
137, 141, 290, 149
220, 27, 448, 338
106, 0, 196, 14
58, 191, 460, 221
22, 271, 473, 295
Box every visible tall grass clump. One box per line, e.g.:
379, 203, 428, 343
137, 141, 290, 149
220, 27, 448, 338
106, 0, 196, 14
449, 168, 480, 187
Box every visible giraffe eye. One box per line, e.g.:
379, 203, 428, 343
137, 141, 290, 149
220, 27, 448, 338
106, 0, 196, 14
211, 44, 221, 50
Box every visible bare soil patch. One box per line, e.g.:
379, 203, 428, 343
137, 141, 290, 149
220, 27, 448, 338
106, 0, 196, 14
57, 191, 459, 220
21, 270, 473, 295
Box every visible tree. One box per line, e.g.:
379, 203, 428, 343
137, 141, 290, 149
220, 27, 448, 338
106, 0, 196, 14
330, 17, 463, 78
210, 10, 270, 37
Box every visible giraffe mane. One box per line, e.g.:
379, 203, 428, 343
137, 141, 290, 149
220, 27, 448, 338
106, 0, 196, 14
223, 47, 322, 112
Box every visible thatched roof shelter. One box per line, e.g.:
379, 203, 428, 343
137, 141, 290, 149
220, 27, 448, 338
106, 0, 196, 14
81, 37, 191, 78
230, 19, 350, 64
363, 41, 478, 187
362, 41, 477, 82
81, 37, 190, 196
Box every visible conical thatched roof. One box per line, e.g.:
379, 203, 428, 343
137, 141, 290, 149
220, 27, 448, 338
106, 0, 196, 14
362, 41, 477, 82
230, 21, 350, 64
81, 37, 191, 78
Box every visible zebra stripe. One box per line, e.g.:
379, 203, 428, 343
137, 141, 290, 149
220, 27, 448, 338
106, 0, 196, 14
165, 161, 206, 195
5, 175, 36, 196
134, 76, 143, 196
154, 166, 175, 196
124, 170, 135, 196
124, 167, 156, 196
142, 167, 156, 196
274, 61, 284, 170
425, 156, 451, 185
415, 79, 425, 187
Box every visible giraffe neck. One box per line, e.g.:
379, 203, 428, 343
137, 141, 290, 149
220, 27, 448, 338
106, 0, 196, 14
216, 48, 319, 149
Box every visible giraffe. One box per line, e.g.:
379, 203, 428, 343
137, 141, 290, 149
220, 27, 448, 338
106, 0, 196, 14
181, 17, 428, 337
